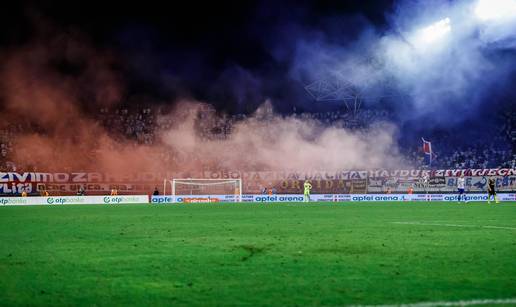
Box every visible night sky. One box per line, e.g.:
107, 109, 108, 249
0, 1, 394, 45
0, 1, 514, 127
0, 0, 397, 114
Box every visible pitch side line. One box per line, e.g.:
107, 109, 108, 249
348, 297, 516, 307
391, 222, 516, 230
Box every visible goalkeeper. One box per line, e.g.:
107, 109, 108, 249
303, 180, 312, 202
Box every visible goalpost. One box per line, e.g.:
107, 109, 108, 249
163, 178, 243, 202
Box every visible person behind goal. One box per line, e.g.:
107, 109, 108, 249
457, 174, 466, 203
303, 180, 312, 202
487, 177, 499, 204
419, 173, 430, 201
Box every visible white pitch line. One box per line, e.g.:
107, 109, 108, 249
483, 225, 516, 230
348, 297, 516, 307
391, 222, 516, 231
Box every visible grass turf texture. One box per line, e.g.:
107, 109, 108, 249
0, 202, 515, 306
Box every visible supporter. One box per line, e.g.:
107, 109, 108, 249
0, 105, 514, 172
77, 186, 86, 196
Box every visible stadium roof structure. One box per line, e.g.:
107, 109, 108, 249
304, 75, 408, 116
304, 78, 363, 115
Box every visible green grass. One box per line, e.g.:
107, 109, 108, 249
0, 202, 515, 306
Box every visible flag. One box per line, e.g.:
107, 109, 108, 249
422, 138, 431, 154
422, 138, 435, 165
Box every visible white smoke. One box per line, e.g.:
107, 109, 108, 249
288, 0, 516, 124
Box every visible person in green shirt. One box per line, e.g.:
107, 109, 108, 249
303, 180, 312, 202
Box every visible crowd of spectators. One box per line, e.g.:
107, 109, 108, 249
1, 105, 514, 172
99, 107, 156, 145
409, 141, 514, 169
289, 109, 391, 129
0, 125, 16, 171
408, 110, 516, 169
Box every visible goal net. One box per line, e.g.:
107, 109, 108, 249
163, 178, 242, 202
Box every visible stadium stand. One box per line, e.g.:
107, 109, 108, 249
0, 106, 514, 172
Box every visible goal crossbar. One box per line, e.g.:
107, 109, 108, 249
172, 180, 239, 186
163, 178, 242, 202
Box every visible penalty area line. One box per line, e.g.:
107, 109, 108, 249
348, 297, 516, 307
391, 221, 516, 231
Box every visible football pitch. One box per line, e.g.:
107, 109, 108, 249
1, 202, 515, 306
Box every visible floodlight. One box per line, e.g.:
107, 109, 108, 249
475, 0, 516, 21
414, 17, 451, 46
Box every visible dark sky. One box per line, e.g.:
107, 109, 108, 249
0, 1, 393, 45
0, 0, 395, 113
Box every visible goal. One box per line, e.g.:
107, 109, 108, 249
163, 178, 242, 202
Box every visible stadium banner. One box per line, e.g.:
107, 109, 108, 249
351, 194, 411, 202
252, 195, 305, 202
3, 194, 514, 205
367, 175, 516, 193
151, 194, 339, 203
243, 179, 367, 194
429, 177, 446, 186
151, 195, 235, 204
368, 168, 516, 178
0, 195, 149, 206
352, 193, 516, 202
1, 169, 515, 196
150, 193, 516, 203
203, 170, 369, 181
206, 168, 516, 180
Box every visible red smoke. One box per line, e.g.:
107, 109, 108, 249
0, 26, 409, 180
